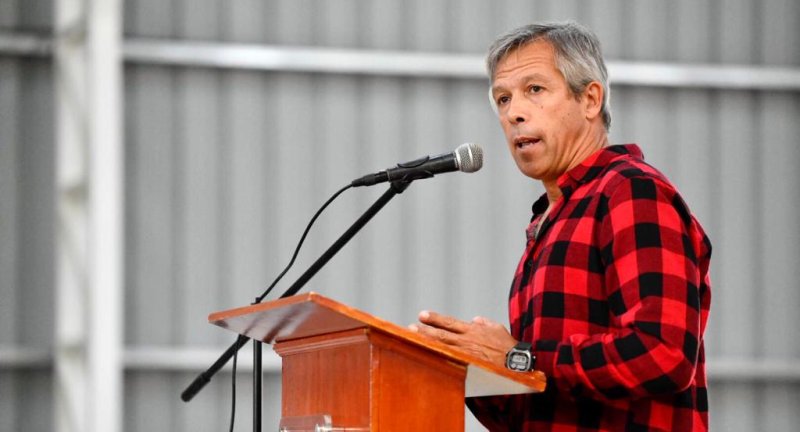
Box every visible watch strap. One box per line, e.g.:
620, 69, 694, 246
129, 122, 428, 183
514, 341, 532, 351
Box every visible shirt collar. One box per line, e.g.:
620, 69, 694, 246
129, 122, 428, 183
557, 144, 644, 197
528, 143, 644, 222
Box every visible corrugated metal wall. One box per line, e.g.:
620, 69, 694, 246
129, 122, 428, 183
2, 0, 800, 430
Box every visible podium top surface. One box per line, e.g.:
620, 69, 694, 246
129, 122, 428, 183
209, 292, 546, 397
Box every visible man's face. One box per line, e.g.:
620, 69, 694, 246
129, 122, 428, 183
491, 40, 593, 182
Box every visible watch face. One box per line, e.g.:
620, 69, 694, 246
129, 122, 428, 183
507, 351, 531, 371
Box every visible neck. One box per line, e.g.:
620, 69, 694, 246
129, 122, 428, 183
541, 180, 562, 206
568, 129, 608, 173
541, 132, 609, 206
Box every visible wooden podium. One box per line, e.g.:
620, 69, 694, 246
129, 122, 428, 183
210, 292, 546, 431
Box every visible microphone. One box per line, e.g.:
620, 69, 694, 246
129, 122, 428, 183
351, 143, 483, 187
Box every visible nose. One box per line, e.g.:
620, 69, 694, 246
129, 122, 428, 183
505, 97, 527, 125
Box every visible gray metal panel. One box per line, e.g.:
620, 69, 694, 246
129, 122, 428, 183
761, 0, 800, 66
180, 0, 224, 40
16, 370, 53, 430
0, 1, 19, 28
452, 0, 497, 53
270, 71, 329, 297
175, 68, 227, 345
583, 1, 626, 60
629, 1, 673, 61
715, 90, 760, 359
125, 369, 282, 432
672, 89, 716, 232
711, 382, 760, 431
706, 0, 763, 422
125, 65, 180, 346
223, 70, 272, 312
762, 384, 800, 431
0, 373, 18, 432
368, 0, 406, 50
9, 0, 52, 31
124, 0, 176, 38
759, 1, 800, 426
759, 90, 800, 430
404, 78, 466, 318
17, 59, 55, 346
674, 0, 713, 63
621, 87, 675, 173
535, 0, 585, 24
353, 76, 413, 319
125, 371, 178, 430
718, 0, 759, 64
273, 0, 315, 46
0, 59, 20, 345
225, 0, 272, 44
493, 0, 536, 39
759, 91, 800, 358
321, 0, 361, 49
409, 0, 453, 51
0, 55, 55, 432
0, 58, 21, 432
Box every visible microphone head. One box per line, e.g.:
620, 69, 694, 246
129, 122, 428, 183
454, 143, 483, 173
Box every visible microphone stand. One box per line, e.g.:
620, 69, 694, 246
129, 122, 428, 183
181, 180, 412, 432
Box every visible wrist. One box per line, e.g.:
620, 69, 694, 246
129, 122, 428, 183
505, 341, 536, 372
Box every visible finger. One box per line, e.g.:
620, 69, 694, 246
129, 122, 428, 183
472, 316, 495, 325
418, 310, 471, 333
472, 316, 507, 331
410, 322, 460, 345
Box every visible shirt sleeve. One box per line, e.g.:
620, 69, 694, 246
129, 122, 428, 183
465, 395, 513, 431
535, 175, 710, 401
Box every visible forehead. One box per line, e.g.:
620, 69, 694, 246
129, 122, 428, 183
492, 39, 559, 85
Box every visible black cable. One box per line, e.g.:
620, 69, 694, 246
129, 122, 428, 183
256, 183, 353, 303
228, 336, 241, 432
226, 184, 353, 428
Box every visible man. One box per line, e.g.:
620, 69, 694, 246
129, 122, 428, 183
410, 22, 711, 431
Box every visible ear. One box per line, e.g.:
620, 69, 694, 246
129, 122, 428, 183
582, 81, 604, 122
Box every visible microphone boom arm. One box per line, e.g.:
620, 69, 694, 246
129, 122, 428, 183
181, 180, 412, 402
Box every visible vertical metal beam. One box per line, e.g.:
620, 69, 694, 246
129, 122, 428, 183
87, 0, 124, 431
54, 0, 90, 430
54, 0, 123, 431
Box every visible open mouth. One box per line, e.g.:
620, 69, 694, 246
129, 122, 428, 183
515, 137, 541, 149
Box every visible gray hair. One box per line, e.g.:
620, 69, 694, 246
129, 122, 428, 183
486, 21, 611, 130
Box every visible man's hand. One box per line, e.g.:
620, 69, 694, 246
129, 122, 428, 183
409, 310, 517, 368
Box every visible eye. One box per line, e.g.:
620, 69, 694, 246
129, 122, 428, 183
496, 95, 511, 106
529, 85, 543, 94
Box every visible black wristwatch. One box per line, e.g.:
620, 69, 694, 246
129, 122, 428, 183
505, 341, 536, 372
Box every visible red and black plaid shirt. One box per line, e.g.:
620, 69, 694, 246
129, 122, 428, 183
468, 144, 712, 431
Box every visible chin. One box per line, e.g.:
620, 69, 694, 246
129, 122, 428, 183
524, 173, 544, 181
518, 168, 544, 180
514, 163, 542, 180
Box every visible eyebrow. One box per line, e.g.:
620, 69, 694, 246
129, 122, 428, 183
492, 73, 553, 94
